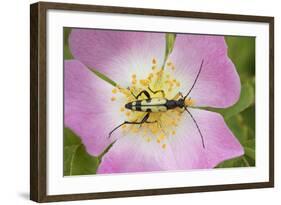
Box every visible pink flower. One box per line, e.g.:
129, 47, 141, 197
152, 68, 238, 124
64, 29, 244, 174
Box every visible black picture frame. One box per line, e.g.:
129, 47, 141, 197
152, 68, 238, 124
30, 1, 274, 202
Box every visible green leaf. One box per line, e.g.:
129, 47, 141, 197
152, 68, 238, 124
241, 105, 255, 139
244, 138, 255, 150
64, 144, 80, 175
63, 27, 73, 59
163, 33, 176, 67
63, 128, 99, 176
225, 36, 255, 83
225, 114, 247, 145
244, 147, 255, 160
244, 147, 255, 167
216, 156, 250, 168
206, 82, 254, 119
64, 127, 81, 146
89, 68, 117, 87
69, 145, 99, 175
225, 111, 255, 146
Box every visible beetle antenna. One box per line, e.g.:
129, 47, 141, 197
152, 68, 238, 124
184, 107, 205, 149
184, 59, 204, 100
108, 122, 126, 138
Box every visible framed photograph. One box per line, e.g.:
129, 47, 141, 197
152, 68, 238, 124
30, 1, 274, 202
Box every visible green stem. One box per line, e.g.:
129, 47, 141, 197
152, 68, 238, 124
242, 156, 250, 167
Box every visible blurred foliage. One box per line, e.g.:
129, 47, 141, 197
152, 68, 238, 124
226, 36, 255, 82
63, 28, 256, 174
64, 28, 73, 59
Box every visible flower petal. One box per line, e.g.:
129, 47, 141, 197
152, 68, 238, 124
97, 108, 243, 173
97, 135, 178, 174
69, 29, 165, 87
168, 108, 244, 169
64, 60, 127, 156
170, 34, 240, 108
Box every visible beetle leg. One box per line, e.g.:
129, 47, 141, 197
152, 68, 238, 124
108, 113, 157, 138
139, 113, 157, 127
172, 92, 183, 100
148, 86, 165, 97
130, 90, 151, 99
127, 87, 150, 99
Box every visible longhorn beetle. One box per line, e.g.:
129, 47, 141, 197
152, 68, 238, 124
109, 59, 205, 148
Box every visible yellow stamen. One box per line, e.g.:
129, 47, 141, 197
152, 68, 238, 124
162, 144, 166, 149
140, 79, 149, 86
185, 98, 195, 106
117, 85, 131, 96
133, 127, 139, 133
143, 129, 147, 135
132, 74, 136, 79
120, 107, 125, 112
152, 58, 157, 65
172, 130, 176, 135
151, 127, 159, 134
156, 71, 162, 76
112, 88, 117, 94
158, 134, 165, 140
129, 86, 135, 92
111, 97, 116, 101
148, 73, 154, 80
126, 111, 131, 116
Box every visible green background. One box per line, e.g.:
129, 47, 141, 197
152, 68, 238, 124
63, 28, 255, 175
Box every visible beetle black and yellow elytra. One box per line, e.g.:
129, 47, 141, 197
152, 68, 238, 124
125, 96, 184, 113
109, 60, 205, 148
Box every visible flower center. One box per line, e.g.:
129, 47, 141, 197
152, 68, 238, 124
110, 58, 195, 149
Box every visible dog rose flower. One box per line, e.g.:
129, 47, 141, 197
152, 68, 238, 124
64, 29, 244, 173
